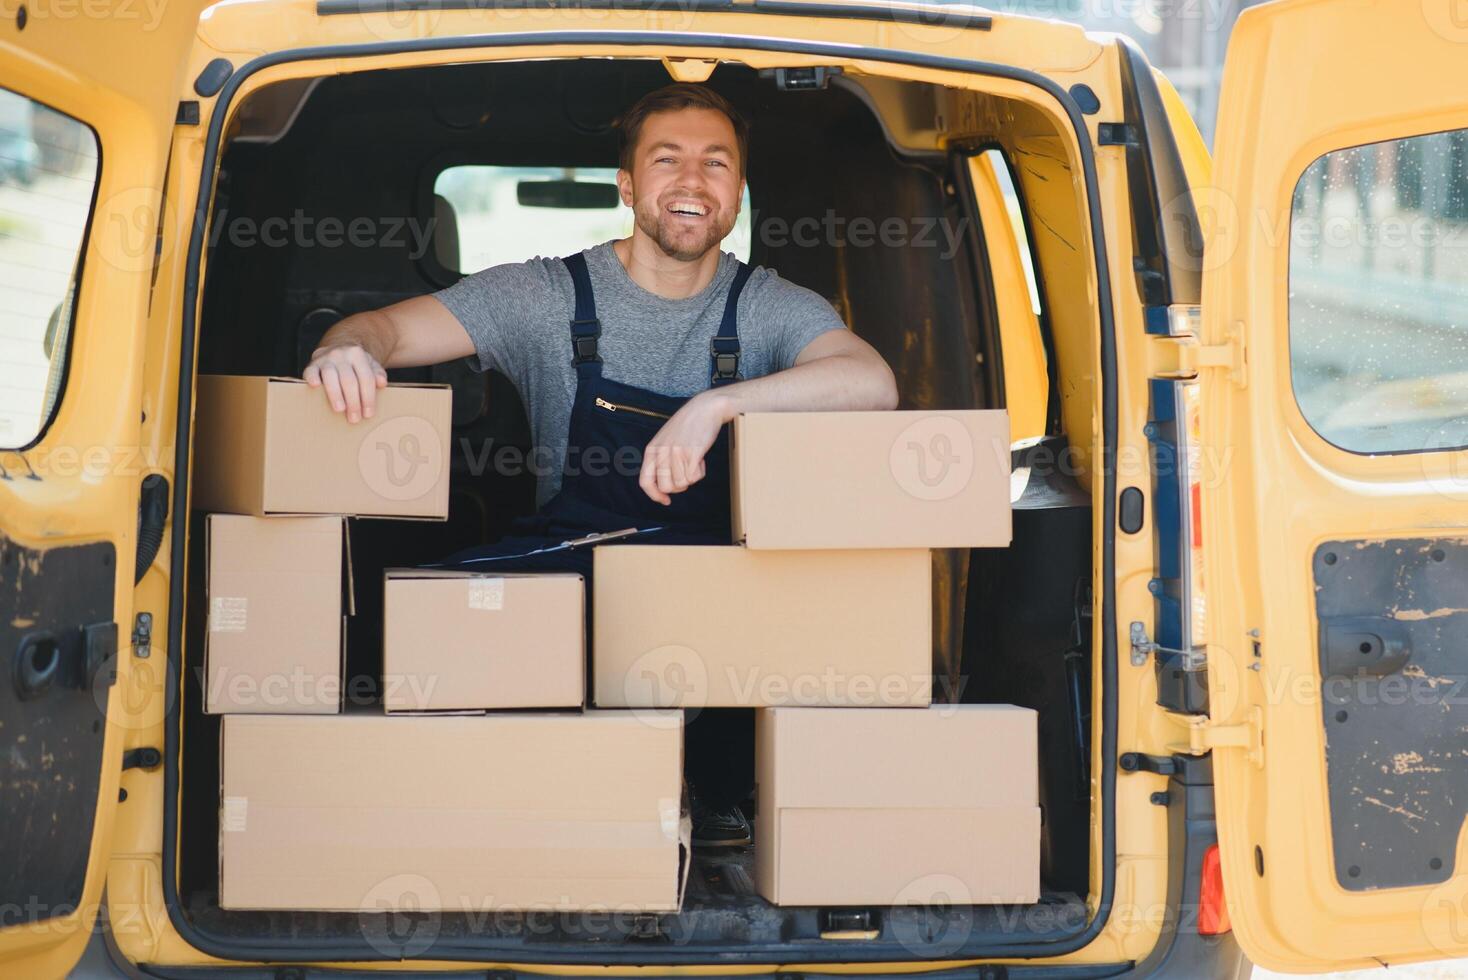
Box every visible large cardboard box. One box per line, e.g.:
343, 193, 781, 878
755, 705, 1040, 906
594, 546, 931, 708
219, 712, 687, 912
204, 514, 350, 714
193, 374, 452, 519
731, 410, 1011, 549
383, 569, 584, 712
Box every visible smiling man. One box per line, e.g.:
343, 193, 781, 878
303, 83, 897, 846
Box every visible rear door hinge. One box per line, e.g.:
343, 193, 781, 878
1183, 706, 1263, 767
1158, 321, 1247, 388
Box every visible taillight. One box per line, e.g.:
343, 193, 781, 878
1181, 380, 1208, 651
1198, 843, 1232, 936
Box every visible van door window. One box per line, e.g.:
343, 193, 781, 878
1290, 130, 1468, 454
0, 87, 99, 449
433, 165, 752, 275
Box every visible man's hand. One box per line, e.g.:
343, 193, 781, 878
302, 295, 476, 422
640, 391, 733, 505
635, 329, 897, 505
304, 342, 388, 424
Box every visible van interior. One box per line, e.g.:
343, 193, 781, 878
179, 56, 1102, 958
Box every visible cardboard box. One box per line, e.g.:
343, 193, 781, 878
193, 374, 451, 519
219, 712, 687, 912
203, 514, 350, 715
593, 546, 931, 708
731, 410, 1012, 549
755, 705, 1040, 906
383, 570, 584, 712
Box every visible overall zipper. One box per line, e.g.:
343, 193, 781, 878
595, 396, 671, 420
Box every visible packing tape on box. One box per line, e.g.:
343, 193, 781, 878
658, 797, 680, 840
221, 796, 248, 832
467, 578, 505, 611
209, 596, 248, 633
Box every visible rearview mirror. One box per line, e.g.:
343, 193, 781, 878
516, 180, 620, 209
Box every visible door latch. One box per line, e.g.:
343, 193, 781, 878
1129, 621, 1205, 669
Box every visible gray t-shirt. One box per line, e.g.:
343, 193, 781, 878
433, 240, 847, 504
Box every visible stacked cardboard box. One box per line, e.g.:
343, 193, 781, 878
202, 513, 351, 715
595, 409, 1039, 906
381, 569, 584, 712
593, 410, 1013, 708
193, 374, 453, 520
756, 705, 1039, 906
201, 379, 1036, 912
194, 374, 454, 716
197, 376, 690, 915
219, 712, 686, 913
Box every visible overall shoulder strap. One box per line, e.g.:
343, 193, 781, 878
709, 262, 753, 386
563, 253, 602, 379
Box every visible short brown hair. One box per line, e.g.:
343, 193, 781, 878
618, 83, 749, 175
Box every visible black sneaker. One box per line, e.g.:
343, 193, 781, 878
690, 796, 752, 848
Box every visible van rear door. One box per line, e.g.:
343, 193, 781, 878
0, 9, 201, 979
1197, 0, 1468, 971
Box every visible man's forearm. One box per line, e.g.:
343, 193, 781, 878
315, 310, 399, 366
702, 352, 898, 422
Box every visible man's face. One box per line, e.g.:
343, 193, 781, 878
618, 107, 744, 262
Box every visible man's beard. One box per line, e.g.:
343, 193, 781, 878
634, 194, 737, 262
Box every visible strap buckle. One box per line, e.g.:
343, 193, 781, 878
709, 336, 741, 382
571, 318, 602, 364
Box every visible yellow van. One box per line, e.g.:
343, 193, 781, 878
4, 0, 1468, 976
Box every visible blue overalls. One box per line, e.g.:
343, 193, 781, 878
436, 250, 754, 580
435, 252, 758, 814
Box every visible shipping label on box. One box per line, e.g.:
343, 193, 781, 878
193, 374, 451, 519
732, 410, 1011, 549
383, 570, 584, 712
204, 514, 352, 714
594, 545, 931, 708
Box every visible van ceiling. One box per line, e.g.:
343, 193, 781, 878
224, 59, 951, 157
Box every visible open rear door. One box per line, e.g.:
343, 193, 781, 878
1200, 0, 1468, 971
0, 9, 200, 979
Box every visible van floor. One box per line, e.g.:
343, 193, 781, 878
179, 845, 1090, 952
